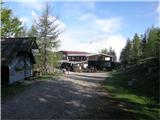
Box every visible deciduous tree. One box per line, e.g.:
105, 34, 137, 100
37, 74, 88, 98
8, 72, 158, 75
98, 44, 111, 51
1, 8, 23, 37
100, 48, 108, 54
100, 47, 117, 62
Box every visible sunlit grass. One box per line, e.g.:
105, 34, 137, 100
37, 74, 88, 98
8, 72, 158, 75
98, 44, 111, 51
103, 71, 160, 120
36, 71, 62, 80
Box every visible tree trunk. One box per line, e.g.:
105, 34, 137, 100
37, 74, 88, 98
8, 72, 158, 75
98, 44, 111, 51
43, 43, 47, 73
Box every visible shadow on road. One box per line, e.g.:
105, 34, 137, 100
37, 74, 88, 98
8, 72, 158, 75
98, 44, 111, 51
1, 73, 146, 119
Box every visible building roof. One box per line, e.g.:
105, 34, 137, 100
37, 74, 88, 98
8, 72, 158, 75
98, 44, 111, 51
60, 50, 89, 55
59, 60, 87, 64
87, 53, 112, 57
1, 37, 38, 66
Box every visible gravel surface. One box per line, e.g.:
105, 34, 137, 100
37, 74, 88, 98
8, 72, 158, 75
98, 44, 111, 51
2, 72, 108, 119
2, 72, 135, 119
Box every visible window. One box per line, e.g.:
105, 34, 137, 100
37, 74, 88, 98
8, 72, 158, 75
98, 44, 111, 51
105, 57, 110, 61
72, 57, 74, 60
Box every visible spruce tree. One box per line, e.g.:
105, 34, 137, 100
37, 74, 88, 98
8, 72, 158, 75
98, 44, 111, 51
131, 33, 142, 63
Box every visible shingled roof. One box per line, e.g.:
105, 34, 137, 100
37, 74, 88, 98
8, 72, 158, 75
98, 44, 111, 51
60, 50, 89, 54
1, 37, 38, 66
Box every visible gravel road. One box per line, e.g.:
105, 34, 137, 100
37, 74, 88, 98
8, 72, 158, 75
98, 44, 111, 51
2, 72, 134, 119
2, 72, 108, 119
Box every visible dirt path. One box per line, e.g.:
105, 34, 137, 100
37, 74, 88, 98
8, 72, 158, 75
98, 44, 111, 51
2, 72, 134, 119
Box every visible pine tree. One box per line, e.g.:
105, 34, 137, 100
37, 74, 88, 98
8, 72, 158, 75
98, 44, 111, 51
36, 4, 61, 73
120, 27, 160, 67
131, 33, 142, 63
141, 33, 147, 58
120, 38, 132, 66
120, 48, 127, 67
144, 27, 160, 58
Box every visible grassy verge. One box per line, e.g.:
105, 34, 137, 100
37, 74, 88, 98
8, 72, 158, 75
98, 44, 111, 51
2, 72, 62, 101
36, 72, 62, 80
102, 71, 160, 120
1, 83, 26, 101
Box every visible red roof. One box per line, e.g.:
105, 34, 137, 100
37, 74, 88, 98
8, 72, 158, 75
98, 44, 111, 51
61, 50, 89, 54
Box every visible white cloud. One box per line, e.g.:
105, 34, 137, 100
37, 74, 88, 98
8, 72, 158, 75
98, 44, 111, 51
104, 35, 126, 60
20, 17, 29, 26
156, 4, 160, 13
30, 10, 66, 32
94, 17, 121, 33
60, 31, 126, 61
48, 15, 66, 31
31, 2, 45, 11
80, 13, 97, 20
59, 13, 126, 61
55, 19, 66, 31
80, 13, 122, 34
31, 10, 39, 22
21, 1, 45, 12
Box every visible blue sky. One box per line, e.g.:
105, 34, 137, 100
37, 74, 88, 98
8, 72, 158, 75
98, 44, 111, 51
3, 0, 159, 60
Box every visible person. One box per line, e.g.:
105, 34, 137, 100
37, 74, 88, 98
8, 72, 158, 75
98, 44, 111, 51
61, 64, 66, 74
62, 68, 66, 74
66, 66, 70, 75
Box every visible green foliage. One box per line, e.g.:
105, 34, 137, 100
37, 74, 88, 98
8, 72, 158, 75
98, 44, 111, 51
0, 0, 3, 4
35, 4, 61, 73
120, 27, 160, 66
34, 52, 44, 72
144, 27, 160, 58
48, 51, 61, 68
102, 71, 159, 120
118, 26, 159, 119
36, 72, 62, 80
121, 57, 159, 102
120, 39, 132, 66
141, 31, 147, 58
100, 48, 108, 54
34, 51, 62, 74
131, 33, 142, 63
1, 8, 23, 37
108, 47, 117, 62
28, 25, 37, 37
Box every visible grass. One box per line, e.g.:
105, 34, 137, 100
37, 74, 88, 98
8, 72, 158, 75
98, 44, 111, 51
36, 71, 62, 80
102, 71, 160, 120
2, 72, 62, 101
1, 83, 26, 101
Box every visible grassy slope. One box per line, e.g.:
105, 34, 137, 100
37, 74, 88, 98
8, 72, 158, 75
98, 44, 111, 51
102, 71, 160, 120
